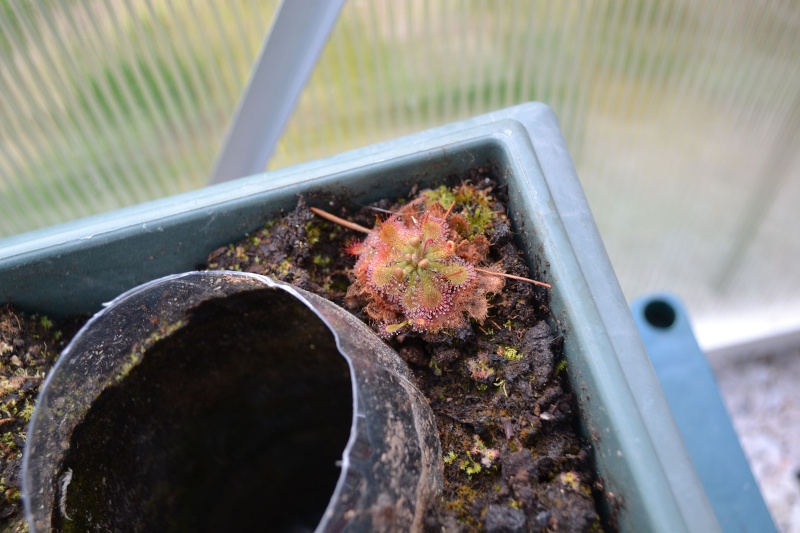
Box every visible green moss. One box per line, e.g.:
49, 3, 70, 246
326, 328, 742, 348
459, 455, 482, 477
422, 185, 457, 210
327, 278, 350, 293
435, 184, 498, 235
1, 432, 15, 448
499, 345, 523, 361
277, 259, 293, 275
468, 206, 494, 235
429, 358, 442, 376
312, 255, 331, 267
558, 471, 581, 491
17, 401, 34, 423
305, 222, 322, 245
116, 354, 142, 383
443, 485, 481, 529
421, 183, 498, 238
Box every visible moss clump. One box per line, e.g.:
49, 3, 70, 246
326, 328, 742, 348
422, 183, 497, 238
1, 305, 79, 531
304, 221, 322, 245
498, 345, 523, 361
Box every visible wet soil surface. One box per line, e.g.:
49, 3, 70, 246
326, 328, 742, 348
2, 170, 610, 532
208, 171, 608, 532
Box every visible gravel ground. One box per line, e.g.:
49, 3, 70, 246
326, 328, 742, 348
713, 349, 800, 533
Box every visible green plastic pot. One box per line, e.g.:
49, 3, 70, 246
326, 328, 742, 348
0, 103, 720, 532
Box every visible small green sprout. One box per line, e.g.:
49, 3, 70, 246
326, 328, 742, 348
1, 432, 16, 448
17, 401, 34, 423
312, 255, 332, 267
498, 345, 523, 361
39, 316, 53, 330
494, 379, 508, 397
558, 471, 581, 491
460, 457, 482, 477
305, 222, 322, 245
429, 358, 442, 376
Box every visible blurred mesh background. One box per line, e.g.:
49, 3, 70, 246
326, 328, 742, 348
1, 0, 799, 345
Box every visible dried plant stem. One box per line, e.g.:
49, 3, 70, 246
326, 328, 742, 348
310, 207, 371, 234
443, 200, 456, 220
311, 206, 552, 288
475, 267, 552, 289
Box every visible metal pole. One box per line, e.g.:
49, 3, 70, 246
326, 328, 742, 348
210, 0, 345, 184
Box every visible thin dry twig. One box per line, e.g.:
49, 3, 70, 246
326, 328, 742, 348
309, 207, 371, 234
475, 267, 552, 289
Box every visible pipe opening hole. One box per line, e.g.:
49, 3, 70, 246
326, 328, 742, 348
643, 299, 677, 329
52, 289, 353, 533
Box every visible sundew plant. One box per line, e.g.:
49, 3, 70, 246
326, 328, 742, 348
312, 183, 550, 336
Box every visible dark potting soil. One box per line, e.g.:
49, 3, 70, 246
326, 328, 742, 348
2, 169, 610, 532
0, 307, 83, 533
207, 170, 608, 532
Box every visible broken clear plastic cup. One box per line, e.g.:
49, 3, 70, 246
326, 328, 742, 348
23, 271, 441, 532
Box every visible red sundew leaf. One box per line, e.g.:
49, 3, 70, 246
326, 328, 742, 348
421, 279, 443, 311
421, 216, 446, 243
345, 240, 366, 256
377, 219, 405, 248
434, 261, 471, 285
371, 265, 398, 287
425, 240, 456, 261
401, 273, 441, 314
400, 279, 418, 314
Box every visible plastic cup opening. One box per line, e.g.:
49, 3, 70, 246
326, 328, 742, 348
29, 283, 353, 533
